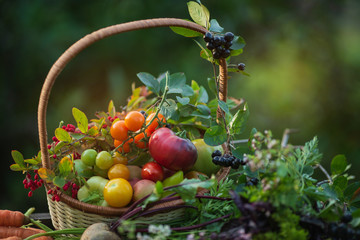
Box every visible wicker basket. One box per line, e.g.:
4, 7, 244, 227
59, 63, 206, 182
37, 18, 231, 229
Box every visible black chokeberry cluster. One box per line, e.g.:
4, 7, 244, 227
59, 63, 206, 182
204, 32, 234, 59
211, 150, 246, 169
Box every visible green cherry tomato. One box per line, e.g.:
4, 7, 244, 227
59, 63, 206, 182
191, 139, 223, 176
95, 151, 114, 170
81, 149, 98, 166
77, 176, 109, 206
74, 160, 93, 178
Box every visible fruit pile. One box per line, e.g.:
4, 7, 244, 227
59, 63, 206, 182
15, 96, 226, 209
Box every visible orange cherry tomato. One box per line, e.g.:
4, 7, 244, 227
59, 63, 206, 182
110, 120, 128, 141
114, 139, 133, 153
125, 111, 145, 132
146, 113, 166, 132
112, 152, 128, 165
134, 132, 150, 149
104, 178, 133, 207
108, 163, 130, 180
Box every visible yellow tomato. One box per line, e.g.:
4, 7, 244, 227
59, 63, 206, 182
104, 178, 133, 207
108, 163, 130, 180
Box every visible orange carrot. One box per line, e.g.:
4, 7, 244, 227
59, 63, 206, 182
0, 210, 29, 227
1, 237, 22, 240
0, 226, 52, 240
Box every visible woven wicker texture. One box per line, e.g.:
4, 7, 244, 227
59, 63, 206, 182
38, 18, 231, 229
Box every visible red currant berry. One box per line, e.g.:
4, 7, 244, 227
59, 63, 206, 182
28, 191, 33, 197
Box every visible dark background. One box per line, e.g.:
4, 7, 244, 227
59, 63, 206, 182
1, 0, 359, 213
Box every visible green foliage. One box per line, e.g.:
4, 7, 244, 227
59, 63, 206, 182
254, 209, 308, 240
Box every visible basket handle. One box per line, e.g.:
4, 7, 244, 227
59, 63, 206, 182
38, 18, 228, 169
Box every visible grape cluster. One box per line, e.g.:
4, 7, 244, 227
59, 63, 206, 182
23, 170, 44, 197
204, 32, 234, 59
211, 150, 246, 169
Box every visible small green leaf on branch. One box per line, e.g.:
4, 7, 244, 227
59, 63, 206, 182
72, 107, 88, 134
204, 125, 227, 146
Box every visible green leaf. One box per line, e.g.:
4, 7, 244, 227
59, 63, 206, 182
170, 26, 203, 37
181, 85, 195, 97
331, 154, 347, 175
231, 36, 246, 50
108, 100, 115, 117
11, 150, 25, 168
72, 107, 88, 134
230, 48, 243, 57
10, 164, 25, 171
232, 145, 250, 160
344, 181, 360, 201
204, 125, 227, 146
24, 159, 40, 165
137, 72, 160, 95
198, 86, 208, 103
160, 99, 177, 119
333, 175, 348, 190
172, 178, 216, 204
187, 1, 209, 28
196, 104, 211, 115
59, 157, 73, 177
191, 80, 200, 91
176, 96, 190, 105
218, 100, 230, 114
200, 49, 213, 62
229, 103, 249, 135
303, 187, 329, 202
54, 141, 69, 154
168, 72, 187, 94
53, 176, 66, 188
207, 77, 216, 96
55, 128, 72, 143
209, 19, 224, 33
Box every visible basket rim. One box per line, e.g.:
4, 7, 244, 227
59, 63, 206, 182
38, 17, 230, 216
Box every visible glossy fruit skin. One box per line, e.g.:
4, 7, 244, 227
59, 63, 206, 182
107, 163, 130, 180
163, 170, 183, 188
74, 159, 93, 178
141, 162, 164, 182
81, 149, 98, 166
125, 111, 145, 132
112, 152, 128, 165
110, 120, 128, 141
190, 139, 223, 176
134, 132, 149, 149
114, 139, 132, 153
103, 178, 133, 207
77, 176, 109, 206
95, 151, 114, 170
149, 128, 197, 171
146, 113, 166, 132
132, 179, 155, 202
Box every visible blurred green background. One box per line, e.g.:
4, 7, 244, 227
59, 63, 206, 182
1, 0, 359, 213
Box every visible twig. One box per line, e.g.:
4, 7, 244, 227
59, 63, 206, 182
315, 164, 333, 184
281, 128, 299, 148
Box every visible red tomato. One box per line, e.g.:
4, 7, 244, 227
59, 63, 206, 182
148, 128, 197, 171
141, 162, 164, 182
